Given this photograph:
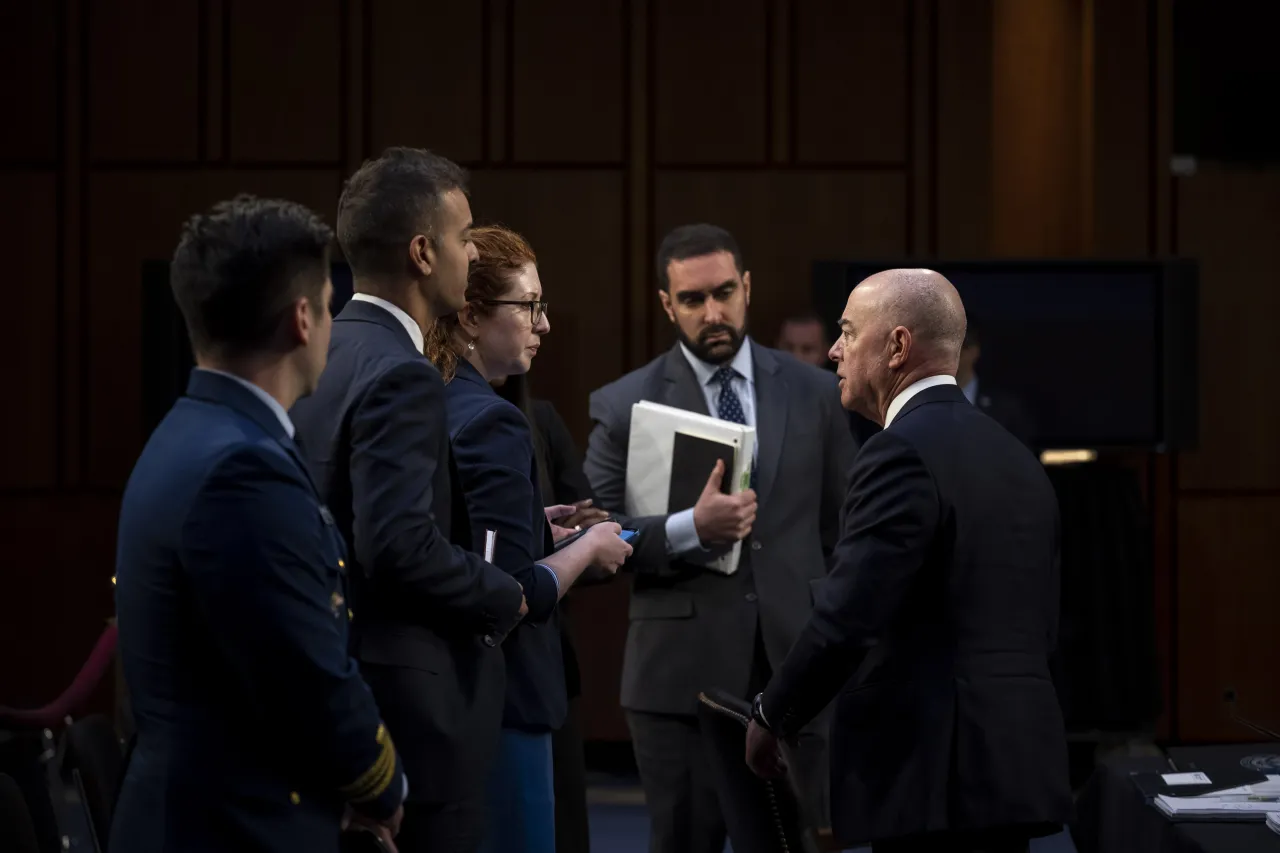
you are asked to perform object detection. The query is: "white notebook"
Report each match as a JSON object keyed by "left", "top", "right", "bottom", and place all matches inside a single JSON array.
[
  {"left": 625, "top": 401, "right": 755, "bottom": 575},
  {"left": 1155, "top": 794, "right": 1280, "bottom": 821}
]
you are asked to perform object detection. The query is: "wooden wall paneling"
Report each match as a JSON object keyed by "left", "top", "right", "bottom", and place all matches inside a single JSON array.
[
  {"left": 1090, "top": 0, "right": 1151, "bottom": 256},
  {"left": 1175, "top": 171, "right": 1280, "bottom": 491},
  {"left": 793, "top": 0, "right": 909, "bottom": 165},
  {"left": 88, "top": 0, "right": 200, "bottom": 163},
  {"left": 652, "top": 0, "right": 768, "bottom": 164},
  {"left": 510, "top": 0, "right": 625, "bottom": 163},
  {"left": 84, "top": 170, "right": 341, "bottom": 487},
  {"left": 990, "top": 0, "right": 1087, "bottom": 256},
  {"left": 0, "top": 0, "right": 58, "bottom": 164},
  {"left": 367, "top": 0, "right": 484, "bottom": 164},
  {"left": 652, "top": 170, "right": 908, "bottom": 351},
  {"left": 0, "top": 174, "right": 60, "bottom": 488},
  {"left": 934, "top": 0, "right": 993, "bottom": 257},
  {"left": 626, "top": 0, "right": 652, "bottom": 373},
  {"left": 205, "top": 0, "right": 226, "bottom": 161},
  {"left": 342, "top": 0, "right": 365, "bottom": 175},
  {"left": 768, "top": 0, "right": 789, "bottom": 163},
  {"left": 62, "top": 0, "right": 86, "bottom": 484},
  {"left": 0, "top": 493, "right": 120, "bottom": 708},
  {"left": 908, "top": 0, "right": 935, "bottom": 255},
  {"left": 227, "top": 0, "right": 342, "bottom": 163},
  {"left": 1176, "top": 496, "right": 1280, "bottom": 740}
]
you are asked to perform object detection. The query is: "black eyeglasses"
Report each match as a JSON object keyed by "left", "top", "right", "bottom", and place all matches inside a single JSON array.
[{"left": 480, "top": 299, "right": 548, "bottom": 325}]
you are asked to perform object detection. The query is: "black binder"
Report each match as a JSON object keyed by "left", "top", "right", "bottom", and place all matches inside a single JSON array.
[{"left": 668, "top": 432, "right": 735, "bottom": 512}]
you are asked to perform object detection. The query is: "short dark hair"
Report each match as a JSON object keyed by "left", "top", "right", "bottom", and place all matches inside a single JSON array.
[
  {"left": 781, "top": 312, "right": 824, "bottom": 327},
  {"left": 170, "top": 194, "right": 331, "bottom": 359},
  {"left": 337, "top": 147, "right": 469, "bottom": 279},
  {"left": 654, "top": 223, "right": 744, "bottom": 290}
]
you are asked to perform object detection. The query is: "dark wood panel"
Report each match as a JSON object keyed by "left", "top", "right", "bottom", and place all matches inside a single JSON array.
[
  {"left": 653, "top": 0, "right": 768, "bottom": 164},
  {"left": 793, "top": 0, "right": 908, "bottom": 164},
  {"left": 1176, "top": 171, "right": 1280, "bottom": 491},
  {"left": 89, "top": 0, "right": 200, "bottom": 162},
  {"left": 934, "top": 0, "right": 993, "bottom": 256},
  {"left": 0, "top": 0, "right": 58, "bottom": 163},
  {"left": 367, "top": 0, "right": 484, "bottom": 163},
  {"left": 1091, "top": 0, "right": 1151, "bottom": 255},
  {"left": 652, "top": 170, "right": 907, "bottom": 350},
  {"left": 1176, "top": 496, "right": 1280, "bottom": 741},
  {"left": 0, "top": 493, "right": 119, "bottom": 709},
  {"left": 85, "top": 170, "right": 340, "bottom": 487},
  {"left": 0, "top": 173, "right": 58, "bottom": 488},
  {"left": 511, "top": 0, "right": 625, "bottom": 163},
  {"left": 467, "top": 170, "right": 626, "bottom": 446},
  {"left": 228, "top": 0, "right": 341, "bottom": 162}
]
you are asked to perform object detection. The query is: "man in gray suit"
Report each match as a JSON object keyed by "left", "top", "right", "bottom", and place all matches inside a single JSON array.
[{"left": 584, "top": 223, "right": 856, "bottom": 853}]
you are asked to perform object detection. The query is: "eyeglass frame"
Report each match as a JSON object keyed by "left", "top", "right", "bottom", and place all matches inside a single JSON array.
[{"left": 477, "top": 299, "right": 549, "bottom": 325}]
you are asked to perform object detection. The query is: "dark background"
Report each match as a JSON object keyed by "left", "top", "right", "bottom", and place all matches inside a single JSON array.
[{"left": 1, "top": 0, "right": 1277, "bottom": 748}]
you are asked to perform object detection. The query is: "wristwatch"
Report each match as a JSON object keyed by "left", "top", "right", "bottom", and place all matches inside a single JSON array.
[{"left": 750, "top": 692, "right": 773, "bottom": 732}]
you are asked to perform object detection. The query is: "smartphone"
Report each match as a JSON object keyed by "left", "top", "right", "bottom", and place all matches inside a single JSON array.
[{"left": 619, "top": 528, "right": 640, "bottom": 544}]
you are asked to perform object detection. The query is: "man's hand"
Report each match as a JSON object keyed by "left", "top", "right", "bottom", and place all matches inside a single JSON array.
[
  {"left": 342, "top": 803, "right": 404, "bottom": 852},
  {"left": 745, "top": 719, "right": 786, "bottom": 779},
  {"left": 544, "top": 504, "right": 580, "bottom": 542},
  {"left": 518, "top": 593, "right": 529, "bottom": 619},
  {"left": 560, "top": 498, "right": 610, "bottom": 531},
  {"left": 582, "top": 521, "right": 632, "bottom": 575},
  {"left": 692, "top": 460, "right": 757, "bottom": 545}
]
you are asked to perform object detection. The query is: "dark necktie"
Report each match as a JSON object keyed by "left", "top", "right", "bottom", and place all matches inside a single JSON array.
[{"left": 711, "top": 365, "right": 757, "bottom": 490}]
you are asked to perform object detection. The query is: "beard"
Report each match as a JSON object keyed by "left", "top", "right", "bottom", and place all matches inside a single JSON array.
[{"left": 677, "top": 322, "right": 746, "bottom": 365}]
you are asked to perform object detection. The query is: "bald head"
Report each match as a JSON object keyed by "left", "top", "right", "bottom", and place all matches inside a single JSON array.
[
  {"left": 853, "top": 268, "right": 966, "bottom": 361},
  {"left": 831, "top": 268, "right": 968, "bottom": 422}
]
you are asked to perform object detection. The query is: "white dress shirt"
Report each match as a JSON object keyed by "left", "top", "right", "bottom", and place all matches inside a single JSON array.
[
  {"left": 350, "top": 293, "right": 425, "bottom": 354},
  {"left": 665, "top": 341, "right": 758, "bottom": 556},
  {"left": 884, "top": 374, "right": 958, "bottom": 428},
  {"left": 197, "top": 368, "right": 295, "bottom": 439}
]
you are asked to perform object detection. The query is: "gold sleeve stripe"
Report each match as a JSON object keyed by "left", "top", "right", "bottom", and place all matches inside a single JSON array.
[{"left": 340, "top": 723, "right": 398, "bottom": 803}]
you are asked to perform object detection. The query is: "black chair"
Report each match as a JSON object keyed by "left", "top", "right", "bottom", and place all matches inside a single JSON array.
[
  {"left": 0, "top": 772, "right": 42, "bottom": 853},
  {"left": 696, "top": 688, "right": 824, "bottom": 853},
  {"left": 60, "top": 715, "right": 124, "bottom": 852}
]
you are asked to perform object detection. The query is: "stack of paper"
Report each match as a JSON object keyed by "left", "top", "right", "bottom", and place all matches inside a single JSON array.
[
  {"left": 1155, "top": 794, "right": 1280, "bottom": 821},
  {"left": 1268, "top": 811, "right": 1280, "bottom": 835}
]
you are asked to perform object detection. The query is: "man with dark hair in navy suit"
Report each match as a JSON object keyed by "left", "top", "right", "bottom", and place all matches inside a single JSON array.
[{"left": 112, "top": 195, "right": 406, "bottom": 853}]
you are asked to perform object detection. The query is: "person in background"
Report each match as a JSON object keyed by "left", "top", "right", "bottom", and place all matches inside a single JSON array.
[
  {"left": 585, "top": 223, "right": 856, "bottom": 853},
  {"left": 957, "top": 319, "right": 1035, "bottom": 447},
  {"left": 775, "top": 312, "right": 831, "bottom": 369},
  {"left": 290, "top": 150, "right": 624, "bottom": 853},
  {"left": 112, "top": 196, "right": 405, "bottom": 853},
  {"left": 746, "top": 269, "right": 1070, "bottom": 853},
  {"left": 426, "top": 225, "right": 632, "bottom": 853}
]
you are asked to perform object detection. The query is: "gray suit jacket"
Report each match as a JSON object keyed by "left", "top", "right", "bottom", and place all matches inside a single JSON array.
[{"left": 584, "top": 340, "right": 856, "bottom": 715}]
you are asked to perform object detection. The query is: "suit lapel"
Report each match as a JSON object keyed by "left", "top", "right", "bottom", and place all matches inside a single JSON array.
[
  {"left": 751, "top": 342, "right": 787, "bottom": 508},
  {"left": 659, "top": 346, "right": 711, "bottom": 417}
]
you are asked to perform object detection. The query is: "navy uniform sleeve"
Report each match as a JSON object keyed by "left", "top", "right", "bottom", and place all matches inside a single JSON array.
[
  {"left": 349, "top": 360, "right": 525, "bottom": 633},
  {"left": 451, "top": 402, "right": 557, "bottom": 623},
  {"left": 762, "top": 431, "right": 940, "bottom": 737},
  {"left": 181, "top": 447, "right": 405, "bottom": 820}
]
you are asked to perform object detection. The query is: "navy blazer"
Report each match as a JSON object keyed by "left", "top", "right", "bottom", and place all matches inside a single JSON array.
[
  {"left": 291, "top": 299, "right": 526, "bottom": 805},
  {"left": 762, "top": 384, "right": 1070, "bottom": 846},
  {"left": 446, "top": 361, "right": 566, "bottom": 732},
  {"left": 111, "top": 369, "right": 403, "bottom": 853}
]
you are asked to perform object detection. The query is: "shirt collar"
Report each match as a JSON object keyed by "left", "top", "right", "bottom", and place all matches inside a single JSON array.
[
  {"left": 350, "top": 293, "right": 425, "bottom": 354},
  {"left": 884, "top": 374, "right": 958, "bottom": 428},
  {"left": 196, "top": 368, "right": 295, "bottom": 438},
  {"left": 679, "top": 337, "right": 755, "bottom": 387}
]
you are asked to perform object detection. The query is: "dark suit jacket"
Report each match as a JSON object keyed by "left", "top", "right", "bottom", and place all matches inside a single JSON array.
[
  {"left": 112, "top": 370, "right": 403, "bottom": 853},
  {"left": 290, "top": 300, "right": 524, "bottom": 805},
  {"left": 446, "top": 361, "right": 566, "bottom": 732},
  {"left": 761, "top": 384, "right": 1072, "bottom": 846},
  {"left": 584, "top": 340, "right": 856, "bottom": 715}
]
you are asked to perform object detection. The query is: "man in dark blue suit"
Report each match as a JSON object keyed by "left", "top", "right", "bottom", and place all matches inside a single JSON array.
[
  {"left": 291, "top": 149, "right": 616, "bottom": 853},
  {"left": 746, "top": 270, "right": 1070, "bottom": 853},
  {"left": 112, "top": 195, "right": 406, "bottom": 853}
]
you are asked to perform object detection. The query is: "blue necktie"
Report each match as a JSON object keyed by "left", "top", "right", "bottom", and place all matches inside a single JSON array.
[{"left": 711, "top": 366, "right": 757, "bottom": 490}]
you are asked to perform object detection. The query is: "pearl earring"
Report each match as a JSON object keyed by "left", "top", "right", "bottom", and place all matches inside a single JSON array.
[{"left": 466, "top": 341, "right": 476, "bottom": 352}]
